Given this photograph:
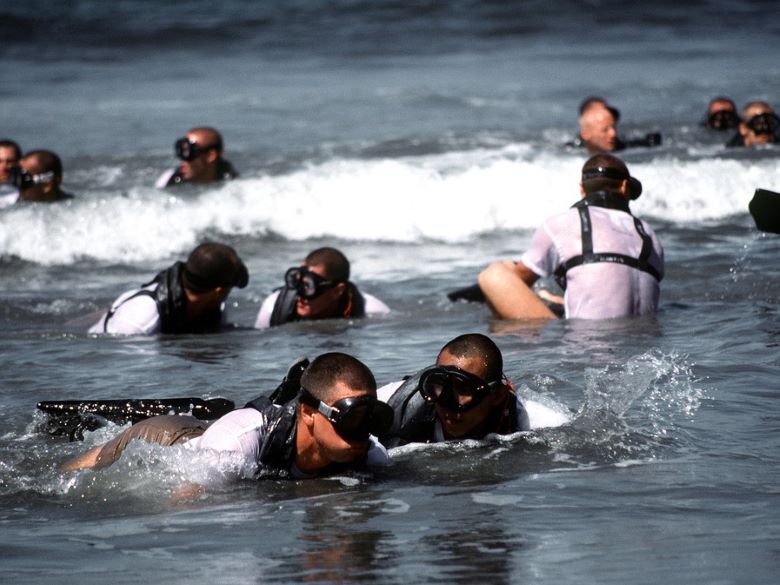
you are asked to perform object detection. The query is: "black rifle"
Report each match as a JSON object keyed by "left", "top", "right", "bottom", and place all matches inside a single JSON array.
[
  {"left": 37, "top": 397, "right": 235, "bottom": 441},
  {"left": 749, "top": 188, "right": 780, "bottom": 234}
]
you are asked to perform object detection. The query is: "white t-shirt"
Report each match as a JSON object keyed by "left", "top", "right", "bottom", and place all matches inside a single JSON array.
[
  {"left": 189, "top": 407, "right": 390, "bottom": 478},
  {"left": 89, "top": 284, "right": 161, "bottom": 335},
  {"left": 155, "top": 168, "right": 177, "bottom": 189},
  {"left": 0, "top": 184, "right": 18, "bottom": 208},
  {"left": 254, "top": 289, "right": 391, "bottom": 329},
  {"left": 521, "top": 205, "right": 664, "bottom": 319},
  {"left": 89, "top": 283, "right": 227, "bottom": 335}
]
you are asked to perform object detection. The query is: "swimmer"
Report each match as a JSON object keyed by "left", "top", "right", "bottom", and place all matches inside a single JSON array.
[
  {"left": 377, "top": 333, "right": 531, "bottom": 447},
  {"left": 0, "top": 139, "right": 22, "bottom": 184},
  {"left": 579, "top": 101, "right": 620, "bottom": 153},
  {"left": 12, "top": 150, "right": 74, "bottom": 203},
  {"left": 479, "top": 154, "right": 664, "bottom": 320},
  {"left": 726, "top": 101, "right": 780, "bottom": 147},
  {"left": 569, "top": 97, "right": 661, "bottom": 153},
  {"left": 0, "top": 139, "right": 22, "bottom": 207},
  {"left": 61, "top": 352, "right": 392, "bottom": 481},
  {"left": 703, "top": 96, "right": 739, "bottom": 131},
  {"left": 155, "top": 126, "right": 238, "bottom": 188},
  {"left": 89, "top": 242, "right": 249, "bottom": 335},
  {"left": 254, "top": 246, "right": 390, "bottom": 329}
]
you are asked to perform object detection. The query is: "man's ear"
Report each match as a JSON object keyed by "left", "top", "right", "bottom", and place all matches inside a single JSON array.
[
  {"left": 300, "top": 404, "right": 316, "bottom": 430},
  {"left": 579, "top": 182, "right": 587, "bottom": 198},
  {"left": 739, "top": 123, "right": 749, "bottom": 137},
  {"left": 206, "top": 149, "right": 219, "bottom": 163},
  {"left": 212, "top": 286, "right": 231, "bottom": 302},
  {"left": 335, "top": 282, "right": 347, "bottom": 296}
]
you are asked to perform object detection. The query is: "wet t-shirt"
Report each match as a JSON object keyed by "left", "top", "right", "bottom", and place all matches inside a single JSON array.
[{"left": 521, "top": 205, "right": 664, "bottom": 319}]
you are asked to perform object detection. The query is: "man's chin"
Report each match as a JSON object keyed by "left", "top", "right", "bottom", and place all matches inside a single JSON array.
[{"left": 440, "top": 417, "right": 470, "bottom": 439}]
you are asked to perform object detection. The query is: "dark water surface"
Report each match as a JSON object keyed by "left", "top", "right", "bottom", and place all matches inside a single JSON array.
[{"left": 1, "top": 1, "right": 779, "bottom": 583}]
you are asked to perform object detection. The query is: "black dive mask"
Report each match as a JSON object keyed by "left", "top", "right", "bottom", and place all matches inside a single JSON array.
[
  {"left": 10, "top": 166, "right": 55, "bottom": 190},
  {"left": 175, "top": 137, "right": 219, "bottom": 162},
  {"left": 419, "top": 366, "right": 501, "bottom": 413},
  {"left": 707, "top": 109, "right": 740, "bottom": 130},
  {"left": 745, "top": 113, "right": 780, "bottom": 138},
  {"left": 299, "top": 388, "right": 394, "bottom": 441},
  {"left": 285, "top": 266, "right": 339, "bottom": 300}
]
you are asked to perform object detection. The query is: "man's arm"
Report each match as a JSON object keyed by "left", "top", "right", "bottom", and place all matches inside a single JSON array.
[{"left": 478, "top": 261, "right": 556, "bottom": 320}]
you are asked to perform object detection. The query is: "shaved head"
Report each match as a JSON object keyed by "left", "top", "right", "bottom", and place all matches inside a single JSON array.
[
  {"left": 580, "top": 105, "right": 618, "bottom": 153},
  {"left": 186, "top": 127, "right": 223, "bottom": 153}
]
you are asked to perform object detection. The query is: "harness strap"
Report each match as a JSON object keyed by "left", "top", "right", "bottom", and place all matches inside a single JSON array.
[
  {"left": 103, "top": 289, "right": 156, "bottom": 333},
  {"left": 554, "top": 200, "right": 661, "bottom": 289}
]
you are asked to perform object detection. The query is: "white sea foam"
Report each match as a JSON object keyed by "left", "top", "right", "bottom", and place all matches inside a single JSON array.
[{"left": 0, "top": 148, "right": 775, "bottom": 265}]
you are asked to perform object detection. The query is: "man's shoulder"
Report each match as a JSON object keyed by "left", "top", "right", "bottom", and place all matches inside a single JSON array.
[
  {"left": 362, "top": 291, "right": 390, "bottom": 315},
  {"left": 155, "top": 168, "right": 180, "bottom": 189},
  {"left": 112, "top": 283, "right": 158, "bottom": 306},
  {"left": 541, "top": 205, "right": 581, "bottom": 230},
  {"left": 90, "top": 284, "right": 160, "bottom": 335},
  {"left": 217, "top": 158, "right": 239, "bottom": 180},
  {"left": 0, "top": 189, "right": 17, "bottom": 208},
  {"left": 377, "top": 380, "right": 403, "bottom": 402},
  {"left": 255, "top": 289, "right": 282, "bottom": 329},
  {"left": 215, "top": 407, "right": 266, "bottom": 427}
]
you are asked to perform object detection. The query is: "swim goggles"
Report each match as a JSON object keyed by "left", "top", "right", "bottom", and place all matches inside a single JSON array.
[
  {"left": 174, "top": 137, "right": 220, "bottom": 162},
  {"left": 298, "top": 387, "right": 394, "bottom": 441},
  {"left": 418, "top": 366, "right": 501, "bottom": 413},
  {"left": 9, "top": 166, "right": 55, "bottom": 190},
  {"left": 285, "top": 266, "right": 340, "bottom": 300},
  {"left": 745, "top": 113, "right": 780, "bottom": 137},
  {"left": 707, "top": 109, "right": 739, "bottom": 130}
]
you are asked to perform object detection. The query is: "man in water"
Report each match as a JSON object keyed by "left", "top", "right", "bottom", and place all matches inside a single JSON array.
[
  {"left": 254, "top": 246, "right": 390, "bottom": 329},
  {"left": 726, "top": 101, "right": 779, "bottom": 147},
  {"left": 0, "top": 139, "right": 22, "bottom": 207},
  {"left": 89, "top": 242, "right": 249, "bottom": 335},
  {"left": 377, "top": 333, "right": 531, "bottom": 448},
  {"left": 155, "top": 126, "right": 238, "bottom": 188},
  {"left": 570, "top": 97, "right": 661, "bottom": 153},
  {"left": 478, "top": 154, "right": 664, "bottom": 320},
  {"left": 12, "top": 150, "right": 74, "bottom": 203},
  {"left": 0, "top": 139, "right": 21, "bottom": 184},
  {"left": 703, "top": 96, "right": 739, "bottom": 131},
  {"left": 60, "top": 352, "right": 392, "bottom": 480},
  {"left": 578, "top": 100, "right": 619, "bottom": 153}
]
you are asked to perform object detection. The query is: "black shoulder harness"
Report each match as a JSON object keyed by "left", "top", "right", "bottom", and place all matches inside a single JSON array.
[
  {"left": 554, "top": 192, "right": 662, "bottom": 290},
  {"left": 246, "top": 396, "right": 299, "bottom": 476},
  {"left": 378, "top": 366, "right": 438, "bottom": 448},
  {"left": 103, "top": 262, "right": 221, "bottom": 334},
  {"left": 269, "top": 285, "right": 299, "bottom": 327}
]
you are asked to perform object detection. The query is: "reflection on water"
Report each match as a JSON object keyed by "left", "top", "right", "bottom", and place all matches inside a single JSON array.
[
  {"left": 422, "top": 520, "right": 516, "bottom": 585},
  {"left": 264, "top": 489, "right": 390, "bottom": 583}
]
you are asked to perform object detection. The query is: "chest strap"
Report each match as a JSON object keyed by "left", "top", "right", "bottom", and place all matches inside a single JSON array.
[{"left": 554, "top": 197, "right": 662, "bottom": 289}]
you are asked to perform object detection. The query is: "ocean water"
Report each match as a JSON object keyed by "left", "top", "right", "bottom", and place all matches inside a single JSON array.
[{"left": 1, "top": 1, "right": 779, "bottom": 583}]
